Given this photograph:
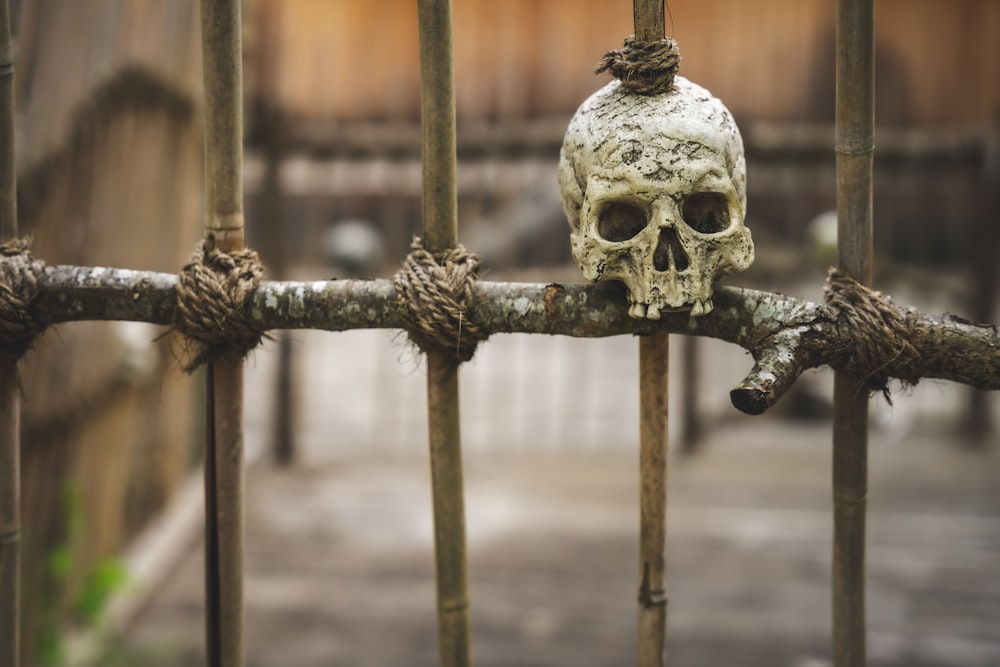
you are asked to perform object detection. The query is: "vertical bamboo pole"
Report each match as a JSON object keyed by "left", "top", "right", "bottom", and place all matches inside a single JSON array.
[
  {"left": 638, "top": 335, "right": 668, "bottom": 667},
  {"left": 833, "top": 1, "right": 874, "bottom": 665},
  {"left": 201, "top": 1, "right": 246, "bottom": 666},
  {"left": 634, "top": 4, "right": 669, "bottom": 666},
  {"left": 0, "top": 2, "right": 18, "bottom": 665},
  {"left": 416, "top": 2, "right": 470, "bottom": 666}
]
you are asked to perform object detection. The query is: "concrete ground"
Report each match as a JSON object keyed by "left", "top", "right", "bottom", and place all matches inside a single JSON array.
[{"left": 103, "top": 319, "right": 1000, "bottom": 666}]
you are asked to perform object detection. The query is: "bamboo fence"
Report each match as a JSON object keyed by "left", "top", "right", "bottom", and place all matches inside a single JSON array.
[
  {"left": 2, "top": 0, "right": 1000, "bottom": 666},
  {"left": 415, "top": 1, "right": 472, "bottom": 665},
  {"left": 200, "top": 1, "right": 246, "bottom": 666},
  {"left": 832, "top": 0, "right": 875, "bottom": 665}
]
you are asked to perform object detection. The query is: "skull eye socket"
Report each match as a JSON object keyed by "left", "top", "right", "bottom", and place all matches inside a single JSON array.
[
  {"left": 597, "top": 201, "right": 647, "bottom": 242},
  {"left": 682, "top": 192, "right": 731, "bottom": 234}
]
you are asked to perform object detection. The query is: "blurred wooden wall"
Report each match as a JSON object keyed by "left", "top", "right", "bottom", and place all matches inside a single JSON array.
[
  {"left": 14, "top": 1, "right": 203, "bottom": 663},
  {"left": 248, "top": 0, "right": 1000, "bottom": 127}
]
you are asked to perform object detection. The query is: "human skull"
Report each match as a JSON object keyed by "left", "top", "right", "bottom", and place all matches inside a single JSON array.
[{"left": 559, "top": 76, "right": 753, "bottom": 319}]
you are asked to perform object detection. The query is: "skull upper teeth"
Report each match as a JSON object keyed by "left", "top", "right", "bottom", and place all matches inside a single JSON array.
[{"left": 690, "top": 298, "right": 714, "bottom": 317}]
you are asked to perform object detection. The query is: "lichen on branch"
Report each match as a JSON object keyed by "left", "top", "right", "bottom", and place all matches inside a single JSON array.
[{"left": 19, "top": 264, "right": 1000, "bottom": 415}]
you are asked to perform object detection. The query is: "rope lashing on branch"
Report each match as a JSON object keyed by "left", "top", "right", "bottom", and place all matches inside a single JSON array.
[
  {"left": 824, "top": 268, "right": 922, "bottom": 399},
  {"left": 0, "top": 238, "right": 47, "bottom": 358},
  {"left": 596, "top": 36, "right": 681, "bottom": 96},
  {"left": 393, "top": 238, "right": 488, "bottom": 364},
  {"left": 174, "top": 240, "right": 266, "bottom": 371}
]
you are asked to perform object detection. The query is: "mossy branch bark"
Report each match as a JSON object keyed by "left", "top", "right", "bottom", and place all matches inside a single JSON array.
[{"left": 22, "top": 266, "right": 1000, "bottom": 415}]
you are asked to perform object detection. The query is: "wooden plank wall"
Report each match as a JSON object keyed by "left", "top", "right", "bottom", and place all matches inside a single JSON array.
[
  {"left": 14, "top": 2, "right": 205, "bottom": 663},
  {"left": 249, "top": 0, "right": 1000, "bottom": 127}
]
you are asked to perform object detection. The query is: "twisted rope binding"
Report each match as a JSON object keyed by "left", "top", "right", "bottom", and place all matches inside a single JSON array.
[
  {"left": 824, "top": 268, "right": 921, "bottom": 399},
  {"left": 393, "top": 238, "right": 488, "bottom": 364},
  {"left": 174, "top": 240, "right": 266, "bottom": 371},
  {"left": 0, "top": 238, "right": 47, "bottom": 358},
  {"left": 596, "top": 36, "right": 681, "bottom": 96}
]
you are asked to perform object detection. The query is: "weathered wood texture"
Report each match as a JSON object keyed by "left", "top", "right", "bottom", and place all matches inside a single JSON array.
[
  {"left": 13, "top": 2, "right": 203, "bottom": 664},
  {"left": 246, "top": 0, "right": 1000, "bottom": 126}
]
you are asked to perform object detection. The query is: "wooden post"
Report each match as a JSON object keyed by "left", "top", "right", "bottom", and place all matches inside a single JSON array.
[
  {"left": 200, "top": 1, "right": 246, "bottom": 665},
  {"left": 833, "top": 1, "right": 874, "bottom": 665},
  {"left": 416, "top": 2, "right": 471, "bottom": 665},
  {"left": 0, "top": 1, "right": 19, "bottom": 663},
  {"left": 633, "top": 4, "right": 670, "bottom": 667}
]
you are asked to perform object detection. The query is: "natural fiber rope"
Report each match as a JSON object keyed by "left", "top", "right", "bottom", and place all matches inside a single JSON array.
[
  {"left": 824, "top": 268, "right": 921, "bottom": 398},
  {"left": 0, "top": 238, "right": 47, "bottom": 358},
  {"left": 596, "top": 36, "right": 681, "bottom": 96},
  {"left": 174, "top": 240, "right": 266, "bottom": 371},
  {"left": 393, "top": 238, "right": 488, "bottom": 364}
]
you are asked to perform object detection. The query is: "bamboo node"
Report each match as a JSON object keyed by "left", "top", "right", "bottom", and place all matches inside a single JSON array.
[
  {"left": 824, "top": 268, "right": 922, "bottom": 400},
  {"left": 0, "top": 237, "right": 47, "bottom": 358},
  {"left": 174, "top": 239, "right": 266, "bottom": 371},
  {"left": 0, "top": 527, "right": 20, "bottom": 545},
  {"left": 596, "top": 36, "right": 681, "bottom": 96},
  {"left": 638, "top": 561, "right": 668, "bottom": 608},
  {"left": 638, "top": 587, "right": 668, "bottom": 608},
  {"left": 393, "top": 237, "right": 488, "bottom": 364}
]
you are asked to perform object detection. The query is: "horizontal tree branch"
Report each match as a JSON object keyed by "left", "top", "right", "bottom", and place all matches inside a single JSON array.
[{"left": 28, "top": 264, "right": 1000, "bottom": 415}]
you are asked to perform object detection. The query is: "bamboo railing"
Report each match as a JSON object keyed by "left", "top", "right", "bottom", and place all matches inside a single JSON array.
[
  {"left": 832, "top": 1, "right": 875, "bottom": 665},
  {"left": 3, "top": 0, "right": 999, "bottom": 666},
  {"left": 200, "top": 1, "right": 246, "bottom": 666},
  {"left": 415, "top": 1, "right": 473, "bottom": 665}
]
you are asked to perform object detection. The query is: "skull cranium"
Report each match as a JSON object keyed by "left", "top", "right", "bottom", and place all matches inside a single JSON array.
[{"left": 559, "top": 76, "right": 753, "bottom": 319}]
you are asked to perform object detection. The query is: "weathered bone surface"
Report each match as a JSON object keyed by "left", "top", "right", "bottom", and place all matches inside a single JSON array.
[{"left": 559, "top": 76, "right": 753, "bottom": 319}]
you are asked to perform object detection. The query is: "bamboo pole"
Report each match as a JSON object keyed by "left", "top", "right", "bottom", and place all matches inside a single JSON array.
[
  {"left": 0, "top": 1, "right": 19, "bottom": 665},
  {"left": 638, "top": 336, "right": 668, "bottom": 666},
  {"left": 633, "top": 3, "right": 669, "bottom": 665},
  {"left": 833, "top": 1, "right": 874, "bottom": 665},
  {"left": 200, "top": 1, "right": 246, "bottom": 666},
  {"left": 416, "top": 2, "right": 471, "bottom": 665}
]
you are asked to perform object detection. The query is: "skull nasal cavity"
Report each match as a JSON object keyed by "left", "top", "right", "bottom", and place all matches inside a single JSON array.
[{"left": 654, "top": 228, "right": 689, "bottom": 272}]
